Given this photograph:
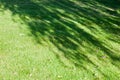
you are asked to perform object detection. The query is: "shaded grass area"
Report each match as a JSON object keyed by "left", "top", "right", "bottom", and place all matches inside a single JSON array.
[{"left": 0, "top": 0, "right": 120, "bottom": 79}]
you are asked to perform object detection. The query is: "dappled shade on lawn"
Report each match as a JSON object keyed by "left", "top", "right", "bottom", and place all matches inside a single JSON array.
[{"left": 0, "top": 0, "right": 120, "bottom": 75}]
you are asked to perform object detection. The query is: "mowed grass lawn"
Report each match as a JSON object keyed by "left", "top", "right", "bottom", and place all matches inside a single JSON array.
[{"left": 0, "top": 0, "right": 120, "bottom": 80}]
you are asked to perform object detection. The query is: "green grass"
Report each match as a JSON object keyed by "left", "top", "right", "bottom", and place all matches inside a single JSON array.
[{"left": 0, "top": 0, "right": 120, "bottom": 80}]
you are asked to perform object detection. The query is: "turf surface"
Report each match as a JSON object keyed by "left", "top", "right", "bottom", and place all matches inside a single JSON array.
[{"left": 0, "top": 0, "right": 120, "bottom": 80}]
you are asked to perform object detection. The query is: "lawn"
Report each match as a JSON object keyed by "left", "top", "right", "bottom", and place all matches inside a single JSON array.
[{"left": 0, "top": 0, "right": 120, "bottom": 80}]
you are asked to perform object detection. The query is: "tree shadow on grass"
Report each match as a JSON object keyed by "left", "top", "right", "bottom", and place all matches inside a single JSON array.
[{"left": 0, "top": 0, "right": 120, "bottom": 78}]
